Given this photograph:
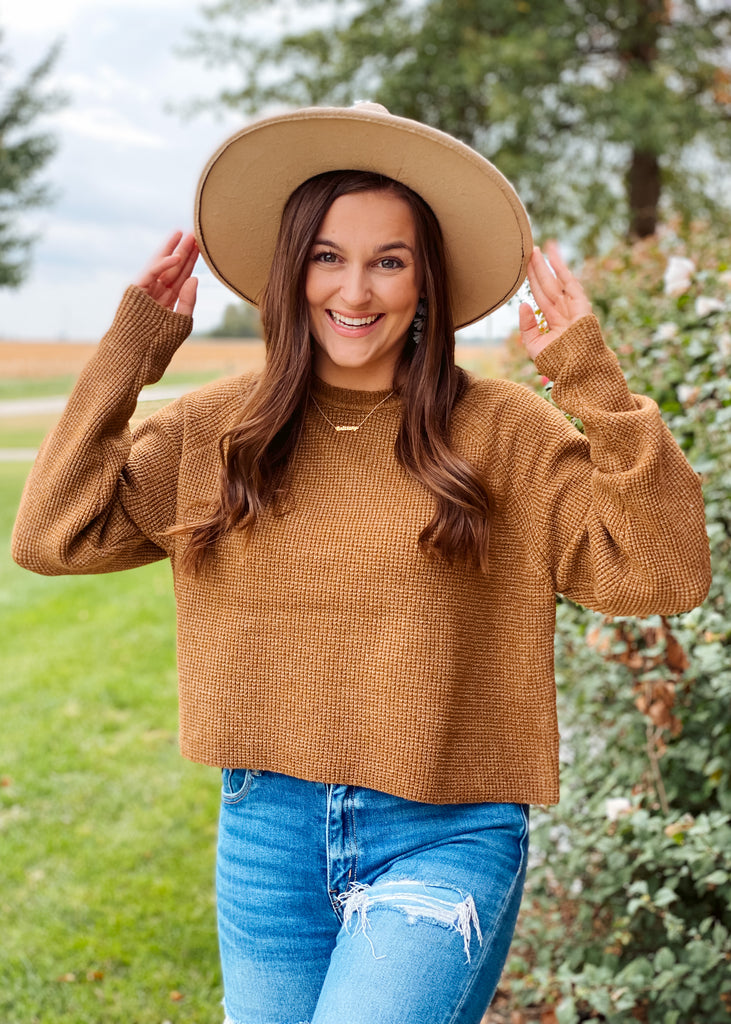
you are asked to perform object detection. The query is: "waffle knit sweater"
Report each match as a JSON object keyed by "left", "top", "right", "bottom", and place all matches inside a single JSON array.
[{"left": 12, "top": 287, "right": 711, "bottom": 805}]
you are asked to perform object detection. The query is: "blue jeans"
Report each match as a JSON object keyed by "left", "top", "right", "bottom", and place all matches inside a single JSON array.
[{"left": 216, "top": 770, "right": 529, "bottom": 1024}]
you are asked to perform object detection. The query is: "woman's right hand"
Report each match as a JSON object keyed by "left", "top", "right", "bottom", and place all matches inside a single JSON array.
[{"left": 137, "top": 231, "right": 199, "bottom": 317}]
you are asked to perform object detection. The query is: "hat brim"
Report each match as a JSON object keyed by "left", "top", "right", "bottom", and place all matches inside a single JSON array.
[{"left": 194, "top": 106, "right": 532, "bottom": 330}]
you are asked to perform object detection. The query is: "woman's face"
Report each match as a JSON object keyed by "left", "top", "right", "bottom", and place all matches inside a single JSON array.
[{"left": 305, "top": 190, "right": 422, "bottom": 390}]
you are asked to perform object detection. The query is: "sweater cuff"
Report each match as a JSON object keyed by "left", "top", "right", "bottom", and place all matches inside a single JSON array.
[
  {"left": 533, "top": 313, "right": 637, "bottom": 417},
  {"left": 98, "top": 285, "right": 194, "bottom": 387}
]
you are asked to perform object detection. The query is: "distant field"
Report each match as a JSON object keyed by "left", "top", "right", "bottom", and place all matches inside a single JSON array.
[
  {"left": 0, "top": 338, "right": 267, "bottom": 382},
  {"left": 0, "top": 337, "right": 505, "bottom": 452},
  {"left": 0, "top": 336, "right": 502, "bottom": 381},
  {"left": 0, "top": 340, "right": 268, "bottom": 449}
]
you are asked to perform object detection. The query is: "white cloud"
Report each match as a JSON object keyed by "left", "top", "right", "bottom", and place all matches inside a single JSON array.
[
  {"left": 55, "top": 66, "right": 152, "bottom": 104},
  {"left": 54, "top": 106, "right": 164, "bottom": 147},
  {"left": 1, "top": 0, "right": 187, "bottom": 34},
  {"left": 1, "top": 0, "right": 79, "bottom": 33}
]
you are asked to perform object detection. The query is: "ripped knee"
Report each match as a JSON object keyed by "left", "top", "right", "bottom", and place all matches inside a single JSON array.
[{"left": 337, "top": 879, "right": 483, "bottom": 962}]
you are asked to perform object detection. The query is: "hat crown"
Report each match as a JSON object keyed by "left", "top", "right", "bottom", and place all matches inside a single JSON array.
[{"left": 351, "top": 101, "right": 390, "bottom": 116}]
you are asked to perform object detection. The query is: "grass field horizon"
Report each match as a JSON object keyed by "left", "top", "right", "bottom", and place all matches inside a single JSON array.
[{"left": 0, "top": 336, "right": 504, "bottom": 455}]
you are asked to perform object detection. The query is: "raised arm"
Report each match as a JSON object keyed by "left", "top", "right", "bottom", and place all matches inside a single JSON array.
[
  {"left": 502, "top": 244, "right": 710, "bottom": 617},
  {"left": 12, "top": 234, "right": 199, "bottom": 576}
]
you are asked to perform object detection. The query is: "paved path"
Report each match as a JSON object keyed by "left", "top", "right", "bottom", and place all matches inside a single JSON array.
[
  {"left": 0, "top": 383, "right": 193, "bottom": 419},
  {"left": 1, "top": 396, "right": 69, "bottom": 417},
  {"left": 1, "top": 448, "right": 37, "bottom": 461}
]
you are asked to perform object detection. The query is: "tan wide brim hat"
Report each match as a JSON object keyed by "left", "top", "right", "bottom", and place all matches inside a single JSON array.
[{"left": 194, "top": 104, "right": 532, "bottom": 330}]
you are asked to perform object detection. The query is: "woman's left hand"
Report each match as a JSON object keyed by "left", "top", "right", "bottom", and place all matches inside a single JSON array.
[{"left": 518, "top": 242, "right": 593, "bottom": 361}]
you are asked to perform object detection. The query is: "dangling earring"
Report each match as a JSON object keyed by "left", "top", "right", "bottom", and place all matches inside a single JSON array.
[{"left": 410, "top": 297, "right": 427, "bottom": 345}]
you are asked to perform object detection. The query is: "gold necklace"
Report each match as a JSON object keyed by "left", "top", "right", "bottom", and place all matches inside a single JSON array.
[{"left": 310, "top": 391, "right": 395, "bottom": 432}]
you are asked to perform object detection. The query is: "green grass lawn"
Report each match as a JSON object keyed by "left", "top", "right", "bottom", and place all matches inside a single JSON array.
[
  {"left": 0, "top": 374, "right": 82, "bottom": 401},
  {"left": 0, "top": 415, "right": 60, "bottom": 449},
  {"left": 1, "top": 462, "right": 223, "bottom": 1023},
  {"left": 0, "top": 371, "right": 227, "bottom": 403}
]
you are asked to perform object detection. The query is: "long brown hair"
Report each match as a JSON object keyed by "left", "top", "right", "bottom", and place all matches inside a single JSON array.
[{"left": 178, "top": 170, "right": 491, "bottom": 571}]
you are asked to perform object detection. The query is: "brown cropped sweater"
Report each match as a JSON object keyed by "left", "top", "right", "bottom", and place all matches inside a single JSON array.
[{"left": 12, "top": 287, "right": 711, "bottom": 805}]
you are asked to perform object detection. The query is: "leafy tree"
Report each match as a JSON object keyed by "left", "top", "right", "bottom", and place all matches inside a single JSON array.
[
  {"left": 207, "top": 300, "right": 262, "bottom": 338},
  {"left": 184, "top": 0, "right": 731, "bottom": 250},
  {"left": 0, "top": 32, "right": 64, "bottom": 288}
]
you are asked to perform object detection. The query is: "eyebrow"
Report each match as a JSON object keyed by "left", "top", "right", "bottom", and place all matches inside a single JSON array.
[{"left": 313, "top": 237, "right": 415, "bottom": 256}]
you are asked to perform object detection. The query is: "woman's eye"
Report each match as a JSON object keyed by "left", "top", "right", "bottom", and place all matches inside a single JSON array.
[
  {"left": 312, "top": 250, "right": 339, "bottom": 264},
  {"left": 378, "top": 257, "right": 404, "bottom": 270}
]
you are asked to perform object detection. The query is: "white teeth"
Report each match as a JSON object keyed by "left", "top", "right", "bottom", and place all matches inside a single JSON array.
[{"left": 329, "top": 310, "right": 380, "bottom": 327}]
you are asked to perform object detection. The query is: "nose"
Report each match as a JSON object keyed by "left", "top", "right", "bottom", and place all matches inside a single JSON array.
[{"left": 338, "top": 264, "right": 371, "bottom": 307}]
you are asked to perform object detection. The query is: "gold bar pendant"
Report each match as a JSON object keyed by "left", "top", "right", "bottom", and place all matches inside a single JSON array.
[{"left": 335, "top": 425, "right": 358, "bottom": 432}]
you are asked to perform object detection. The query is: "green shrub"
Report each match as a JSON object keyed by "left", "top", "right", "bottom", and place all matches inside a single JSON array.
[{"left": 504, "top": 225, "right": 731, "bottom": 1023}]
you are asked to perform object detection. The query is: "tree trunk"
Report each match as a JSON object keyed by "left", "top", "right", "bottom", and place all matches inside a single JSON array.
[
  {"left": 627, "top": 149, "right": 661, "bottom": 238},
  {"left": 622, "top": 0, "right": 667, "bottom": 240}
]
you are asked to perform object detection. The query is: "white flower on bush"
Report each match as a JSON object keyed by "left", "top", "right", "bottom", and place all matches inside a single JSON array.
[
  {"left": 719, "top": 332, "right": 731, "bottom": 358},
  {"left": 605, "top": 797, "right": 632, "bottom": 821},
  {"left": 655, "top": 322, "right": 679, "bottom": 341},
  {"left": 719, "top": 269, "right": 731, "bottom": 288},
  {"left": 677, "top": 384, "right": 697, "bottom": 405},
  {"left": 663, "top": 256, "right": 696, "bottom": 296},
  {"left": 695, "top": 296, "right": 724, "bottom": 318}
]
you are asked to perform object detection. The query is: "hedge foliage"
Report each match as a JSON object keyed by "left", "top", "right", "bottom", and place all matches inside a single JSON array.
[{"left": 504, "top": 224, "right": 731, "bottom": 1023}]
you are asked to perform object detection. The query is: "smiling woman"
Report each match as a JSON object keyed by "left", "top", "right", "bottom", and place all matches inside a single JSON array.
[
  {"left": 306, "top": 188, "right": 422, "bottom": 389},
  {"left": 11, "top": 103, "right": 711, "bottom": 1024}
]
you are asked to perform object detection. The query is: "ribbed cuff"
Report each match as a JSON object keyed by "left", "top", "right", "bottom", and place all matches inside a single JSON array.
[
  {"left": 98, "top": 285, "right": 194, "bottom": 387},
  {"left": 533, "top": 314, "right": 636, "bottom": 416}
]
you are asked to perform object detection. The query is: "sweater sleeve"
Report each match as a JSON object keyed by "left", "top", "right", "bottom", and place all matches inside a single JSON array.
[
  {"left": 507, "top": 314, "right": 711, "bottom": 616},
  {"left": 11, "top": 286, "right": 193, "bottom": 576}
]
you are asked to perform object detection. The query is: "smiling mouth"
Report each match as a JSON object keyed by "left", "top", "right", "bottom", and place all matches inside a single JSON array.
[{"left": 327, "top": 310, "right": 384, "bottom": 328}]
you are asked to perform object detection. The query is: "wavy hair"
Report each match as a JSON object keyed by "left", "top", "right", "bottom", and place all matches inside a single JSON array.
[{"left": 177, "top": 170, "right": 491, "bottom": 572}]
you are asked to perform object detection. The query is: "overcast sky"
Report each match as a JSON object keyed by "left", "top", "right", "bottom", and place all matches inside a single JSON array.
[
  {"left": 0, "top": 0, "right": 511, "bottom": 341},
  {"left": 0, "top": 0, "right": 250, "bottom": 339}
]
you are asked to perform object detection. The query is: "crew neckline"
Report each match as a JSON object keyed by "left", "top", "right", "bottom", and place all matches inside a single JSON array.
[{"left": 310, "top": 376, "right": 399, "bottom": 412}]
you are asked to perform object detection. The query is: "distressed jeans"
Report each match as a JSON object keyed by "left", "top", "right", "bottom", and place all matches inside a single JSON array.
[{"left": 216, "top": 769, "right": 529, "bottom": 1024}]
